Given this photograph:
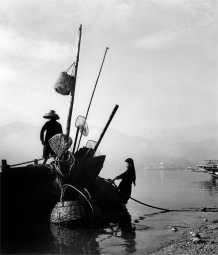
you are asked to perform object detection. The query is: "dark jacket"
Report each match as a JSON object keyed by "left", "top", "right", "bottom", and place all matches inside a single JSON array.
[
  {"left": 40, "top": 119, "right": 63, "bottom": 142},
  {"left": 116, "top": 164, "right": 136, "bottom": 204}
]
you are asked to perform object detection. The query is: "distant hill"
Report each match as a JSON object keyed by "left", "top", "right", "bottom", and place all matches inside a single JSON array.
[
  {"left": 1, "top": 121, "right": 218, "bottom": 169},
  {"left": 0, "top": 122, "right": 42, "bottom": 165}
]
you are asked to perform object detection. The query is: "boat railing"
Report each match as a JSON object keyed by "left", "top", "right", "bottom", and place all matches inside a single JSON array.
[{"left": 1, "top": 158, "right": 44, "bottom": 169}]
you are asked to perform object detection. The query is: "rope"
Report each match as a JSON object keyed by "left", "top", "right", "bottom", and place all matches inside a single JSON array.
[
  {"left": 51, "top": 151, "right": 75, "bottom": 177},
  {"left": 129, "top": 197, "right": 170, "bottom": 211},
  {"left": 104, "top": 179, "right": 218, "bottom": 213},
  {"left": 61, "top": 184, "right": 95, "bottom": 221},
  {"left": 64, "top": 62, "right": 75, "bottom": 75}
]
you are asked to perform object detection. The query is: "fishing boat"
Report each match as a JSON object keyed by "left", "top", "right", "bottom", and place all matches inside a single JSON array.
[
  {"left": 1, "top": 25, "right": 123, "bottom": 228},
  {"left": 204, "top": 160, "right": 218, "bottom": 178},
  {"left": 196, "top": 160, "right": 218, "bottom": 178}
]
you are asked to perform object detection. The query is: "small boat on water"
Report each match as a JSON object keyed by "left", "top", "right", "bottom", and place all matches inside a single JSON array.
[
  {"left": 196, "top": 160, "right": 218, "bottom": 178},
  {"left": 1, "top": 25, "right": 123, "bottom": 227}
]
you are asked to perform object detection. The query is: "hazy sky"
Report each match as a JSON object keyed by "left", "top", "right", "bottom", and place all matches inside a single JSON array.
[{"left": 0, "top": 0, "right": 218, "bottom": 139}]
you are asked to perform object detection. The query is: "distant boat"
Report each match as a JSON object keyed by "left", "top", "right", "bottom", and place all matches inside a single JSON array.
[{"left": 196, "top": 160, "right": 218, "bottom": 178}]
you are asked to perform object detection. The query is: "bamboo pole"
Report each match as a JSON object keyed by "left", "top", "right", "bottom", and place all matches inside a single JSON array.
[
  {"left": 93, "top": 104, "right": 119, "bottom": 155},
  {"left": 76, "top": 47, "right": 110, "bottom": 151},
  {"left": 65, "top": 25, "right": 82, "bottom": 137}
]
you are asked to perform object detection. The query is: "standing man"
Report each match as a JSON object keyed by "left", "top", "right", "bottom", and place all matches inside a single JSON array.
[
  {"left": 40, "top": 110, "right": 63, "bottom": 164},
  {"left": 111, "top": 158, "right": 136, "bottom": 205}
]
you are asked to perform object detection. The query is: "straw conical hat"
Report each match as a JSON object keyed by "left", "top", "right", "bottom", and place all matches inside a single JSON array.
[{"left": 43, "top": 110, "right": 60, "bottom": 120}]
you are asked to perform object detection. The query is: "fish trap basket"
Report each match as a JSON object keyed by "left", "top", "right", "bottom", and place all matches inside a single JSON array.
[
  {"left": 54, "top": 64, "right": 75, "bottom": 96},
  {"left": 49, "top": 134, "right": 72, "bottom": 155},
  {"left": 50, "top": 184, "right": 101, "bottom": 224}
]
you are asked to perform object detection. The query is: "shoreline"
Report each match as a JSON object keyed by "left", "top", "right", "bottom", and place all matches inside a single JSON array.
[{"left": 149, "top": 217, "right": 218, "bottom": 255}]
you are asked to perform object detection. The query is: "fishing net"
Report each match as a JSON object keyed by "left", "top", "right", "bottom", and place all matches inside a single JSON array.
[
  {"left": 86, "top": 140, "right": 97, "bottom": 149},
  {"left": 75, "top": 116, "right": 89, "bottom": 136},
  {"left": 49, "top": 134, "right": 74, "bottom": 179},
  {"left": 49, "top": 134, "right": 73, "bottom": 155},
  {"left": 51, "top": 151, "right": 76, "bottom": 180},
  {"left": 54, "top": 63, "right": 75, "bottom": 95}
]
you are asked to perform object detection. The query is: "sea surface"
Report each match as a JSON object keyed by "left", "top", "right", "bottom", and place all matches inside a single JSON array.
[{"left": 2, "top": 169, "right": 218, "bottom": 254}]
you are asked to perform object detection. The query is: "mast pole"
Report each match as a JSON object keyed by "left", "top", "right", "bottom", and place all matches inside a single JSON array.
[
  {"left": 76, "top": 47, "right": 109, "bottom": 151},
  {"left": 65, "top": 25, "right": 82, "bottom": 137}
]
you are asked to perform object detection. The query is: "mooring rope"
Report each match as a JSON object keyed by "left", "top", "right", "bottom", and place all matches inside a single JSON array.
[
  {"left": 129, "top": 197, "right": 170, "bottom": 211},
  {"left": 105, "top": 178, "right": 218, "bottom": 213}
]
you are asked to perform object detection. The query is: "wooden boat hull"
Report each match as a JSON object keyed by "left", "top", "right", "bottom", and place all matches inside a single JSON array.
[
  {"left": 1, "top": 155, "right": 106, "bottom": 225},
  {"left": 1, "top": 154, "right": 126, "bottom": 229},
  {"left": 89, "top": 177, "right": 122, "bottom": 210}
]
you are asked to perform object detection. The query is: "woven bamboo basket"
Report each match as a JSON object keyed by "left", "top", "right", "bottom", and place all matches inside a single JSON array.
[
  {"left": 50, "top": 200, "right": 101, "bottom": 223},
  {"left": 49, "top": 134, "right": 73, "bottom": 155},
  {"left": 54, "top": 72, "right": 75, "bottom": 95},
  {"left": 50, "top": 184, "right": 101, "bottom": 224}
]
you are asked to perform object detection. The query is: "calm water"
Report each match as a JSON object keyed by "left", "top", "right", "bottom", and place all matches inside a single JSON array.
[{"left": 2, "top": 169, "right": 218, "bottom": 254}]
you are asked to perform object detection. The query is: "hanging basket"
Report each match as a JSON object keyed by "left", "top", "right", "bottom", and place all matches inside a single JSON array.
[
  {"left": 54, "top": 72, "right": 75, "bottom": 95},
  {"left": 50, "top": 184, "right": 101, "bottom": 224}
]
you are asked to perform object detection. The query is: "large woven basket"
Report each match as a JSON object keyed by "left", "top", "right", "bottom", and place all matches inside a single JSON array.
[
  {"left": 50, "top": 200, "right": 101, "bottom": 223},
  {"left": 50, "top": 184, "right": 101, "bottom": 224}
]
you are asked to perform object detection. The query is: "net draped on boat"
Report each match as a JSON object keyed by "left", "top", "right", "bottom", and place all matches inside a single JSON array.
[{"left": 49, "top": 134, "right": 75, "bottom": 181}]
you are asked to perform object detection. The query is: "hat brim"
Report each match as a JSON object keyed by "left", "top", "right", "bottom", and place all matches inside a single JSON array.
[{"left": 43, "top": 115, "right": 59, "bottom": 120}]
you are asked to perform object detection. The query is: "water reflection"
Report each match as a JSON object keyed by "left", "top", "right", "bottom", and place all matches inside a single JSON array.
[
  {"left": 51, "top": 224, "right": 101, "bottom": 254},
  {"left": 197, "top": 177, "right": 218, "bottom": 195},
  {"left": 50, "top": 207, "right": 137, "bottom": 254}
]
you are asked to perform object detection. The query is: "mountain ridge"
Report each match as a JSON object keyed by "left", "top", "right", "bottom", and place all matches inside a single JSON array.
[{"left": 0, "top": 121, "right": 217, "bottom": 168}]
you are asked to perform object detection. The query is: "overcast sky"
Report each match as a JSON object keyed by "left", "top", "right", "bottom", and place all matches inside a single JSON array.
[{"left": 0, "top": 0, "right": 218, "bottom": 139}]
